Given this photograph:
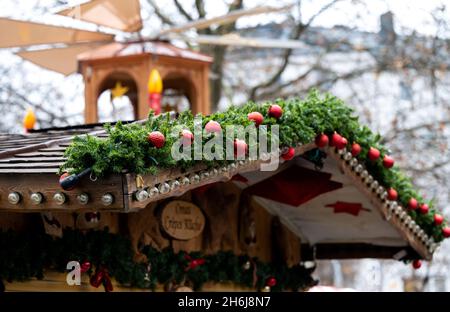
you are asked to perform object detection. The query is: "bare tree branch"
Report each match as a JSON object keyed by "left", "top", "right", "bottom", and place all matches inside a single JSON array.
[
  {"left": 147, "top": 0, "right": 175, "bottom": 26},
  {"left": 248, "top": 0, "right": 342, "bottom": 100},
  {"left": 174, "top": 0, "right": 193, "bottom": 21}
]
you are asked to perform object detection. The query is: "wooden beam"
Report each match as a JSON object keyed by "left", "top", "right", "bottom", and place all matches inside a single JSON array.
[
  {"left": 300, "top": 243, "right": 418, "bottom": 260},
  {"left": 0, "top": 173, "right": 125, "bottom": 212}
]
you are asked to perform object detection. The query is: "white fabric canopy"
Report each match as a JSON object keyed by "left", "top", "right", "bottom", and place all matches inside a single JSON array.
[
  {"left": 0, "top": 18, "right": 113, "bottom": 48},
  {"left": 17, "top": 43, "right": 105, "bottom": 75},
  {"left": 57, "top": 0, "right": 142, "bottom": 32},
  {"left": 235, "top": 157, "right": 408, "bottom": 247}
]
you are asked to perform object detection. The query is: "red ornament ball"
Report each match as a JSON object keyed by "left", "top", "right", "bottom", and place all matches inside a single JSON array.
[
  {"left": 387, "top": 188, "right": 398, "bottom": 201},
  {"left": 147, "top": 131, "right": 165, "bottom": 148},
  {"left": 59, "top": 172, "right": 70, "bottom": 182},
  {"left": 315, "top": 133, "right": 329, "bottom": 148},
  {"left": 434, "top": 214, "right": 444, "bottom": 226},
  {"left": 412, "top": 260, "right": 422, "bottom": 270},
  {"left": 442, "top": 227, "right": 450, "bottom": 238},
  {"left": 351, "top": 143, "right": 361, "bottom": 157},
  {"left": 247, "top": 112, "right": 264, "bottom": 126},
  {"left": 234, "top": 139, "right": 248, "bottom": 158},
  {"left": 268, "top": 104, "right": 283, "bottom": 119},
  {"left": 419, "top": 204, "right": 429, "bottom": 215},
  {"left": 330, "top": 132, "right": 342, "bottom": 147},
  {"left": 59, "top": 172, "right": 75, "bottom": 190},
  {"left": 181, "top": 129, "right": 194, "bottom": 146},
  {"left": 383, "top": 155, "right": 395, "bottom": 168},
  {"left": 368, "top": 147, "right": 380, "bottom": 161},
  {"left": 408, "top": 198, "right": 418, "bottom": 210},
  {"left": 205, "top": 120, "right": 222, "bottom": 133},
  {"left": 281, "top": 147, "right": 295, "bottom": 161},
  {"left": 266, "top": 277, "right": 277, "bottom": 287},
  {"left": 80, "top": 261, "right": 91, "bottom": 273},
  {"left": 336, "top": 136, "right": 348, "bottom": 150}
]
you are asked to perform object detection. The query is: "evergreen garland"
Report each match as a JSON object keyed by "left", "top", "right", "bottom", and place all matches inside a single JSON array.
[
  {"left": 60, "top": 90, "right": 448, "bottom": 242},
  {"left": 0, "top": 228, "right": 317, "bottom": 292}
]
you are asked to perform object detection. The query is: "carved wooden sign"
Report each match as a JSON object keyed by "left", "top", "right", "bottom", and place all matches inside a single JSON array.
[{"left": 161, "top": 200, "right": 205, "bottom": 240}]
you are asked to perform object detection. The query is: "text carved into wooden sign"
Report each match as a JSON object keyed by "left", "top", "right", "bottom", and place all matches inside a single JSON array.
[{"left": 161, "top": 200, "right": 205, "bottom": 240}]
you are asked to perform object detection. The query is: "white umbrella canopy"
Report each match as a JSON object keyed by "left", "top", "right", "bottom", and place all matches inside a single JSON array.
[
  {"left": 16, "top": 43, "right": 105, "bottom": 76},
  {"left": 0, "top": 18, "right": 114, "bottom": 49},
  {"left": 56, "top": 0, "right": 142, "bottom": 32}
]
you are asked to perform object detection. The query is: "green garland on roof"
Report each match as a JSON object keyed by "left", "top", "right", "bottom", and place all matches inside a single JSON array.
[
  {"left": 0, "top": 228, "right": 316, "bottom": 292},
  {"left": 60, "top": 90, "right": 449, "bottom": 242}
]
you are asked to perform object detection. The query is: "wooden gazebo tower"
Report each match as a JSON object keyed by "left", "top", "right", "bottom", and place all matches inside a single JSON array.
[{"left": 78, "top": 41, "right": 213, "bottom": 123}]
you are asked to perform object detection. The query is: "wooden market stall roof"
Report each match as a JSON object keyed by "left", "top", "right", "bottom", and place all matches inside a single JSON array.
[
  {"left": 77, "top": 41, "right": 213, "bottom": 64},
  {"left": 0, "top": 120, "right": 438, "bottom": 261}
]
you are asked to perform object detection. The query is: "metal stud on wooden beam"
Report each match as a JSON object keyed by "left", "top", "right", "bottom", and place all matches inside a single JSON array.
[{"left": 8, "top": 192, "right": 20, "bottom": 204}]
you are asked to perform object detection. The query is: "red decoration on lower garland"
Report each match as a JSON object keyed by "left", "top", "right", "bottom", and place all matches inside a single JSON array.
[
  {"left": 90, "top": 267, "right": 113, "bottom": 292},
  {"left": 185, "top": 254, "right": 206, "bottom": 271},
  {"left": 80, "top": 261, "right": 91, "bottom": 273},
  {"left": 412, "top": 260, "right": 422, "bottom": 269},
  {"left": 266, "top": 277, "right": 277, "bottom": 287}
]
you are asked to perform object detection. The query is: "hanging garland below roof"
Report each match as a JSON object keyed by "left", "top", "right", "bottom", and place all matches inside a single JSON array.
[{"left": 0, "top": 228, "right": 317, "bottom": 292}]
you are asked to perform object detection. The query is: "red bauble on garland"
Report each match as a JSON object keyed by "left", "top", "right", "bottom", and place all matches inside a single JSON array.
[
  {"left": 442, "top": 227, "right": 450, "bottom": 238},
  {"left": 434, "top": 214, "right": 444, "bottom": 226},
  {"left": 412, "top": 260, "right": 422, "bottom": 269},
  {"left": 234, "top": 139, "right": 248, "bottom": 158},
  {"left": 419, "top": 204, "right": 429, "bottom": 215},
  {"left": 351, "top": 143, "right": 361, "bottom": 157},
  {"left": 181, "top": 129, "right": 194, "bottom": 146},
  {"left": 383, "top": 155, "right": 395, "bottom": 168},
  {"left": 368, "top": 147, "right": 380, "bottom": 161},
  {"left": 315, "top": 133, "right": 329, "bottom": 148},
  {"left": 330, "top": 132, "right": 342, "bottom": 147},
  {"left": 387, "top": 188, "right": 398, "bottom": 201},
  {"left": 408, "top": 198, "right": 418, "bottom": 210},
  {"left": 268, "top": 104, "right": 283, "bottom": 119},
  {"left": 147, "top": 131, "right": 165, "bottom": 148},
  {"left": 266, "top": 277, "right": 277, "bottom": 287},
  {"left": 281, "top": 147, "right": 295, "bottom": 161},
  {"left": 336, "top": 136, "right": 348, "bottom": 150},
  {"left": 205, "top": 120, "right": 222, "bottom": 133},
  {"left": 247, "top": 112, "right": 264, "bottom": 126}
]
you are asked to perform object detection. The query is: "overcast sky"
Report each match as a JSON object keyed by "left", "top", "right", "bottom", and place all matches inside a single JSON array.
[{"left": 1, "top": 0, "right": 449, "bottom": 37}]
